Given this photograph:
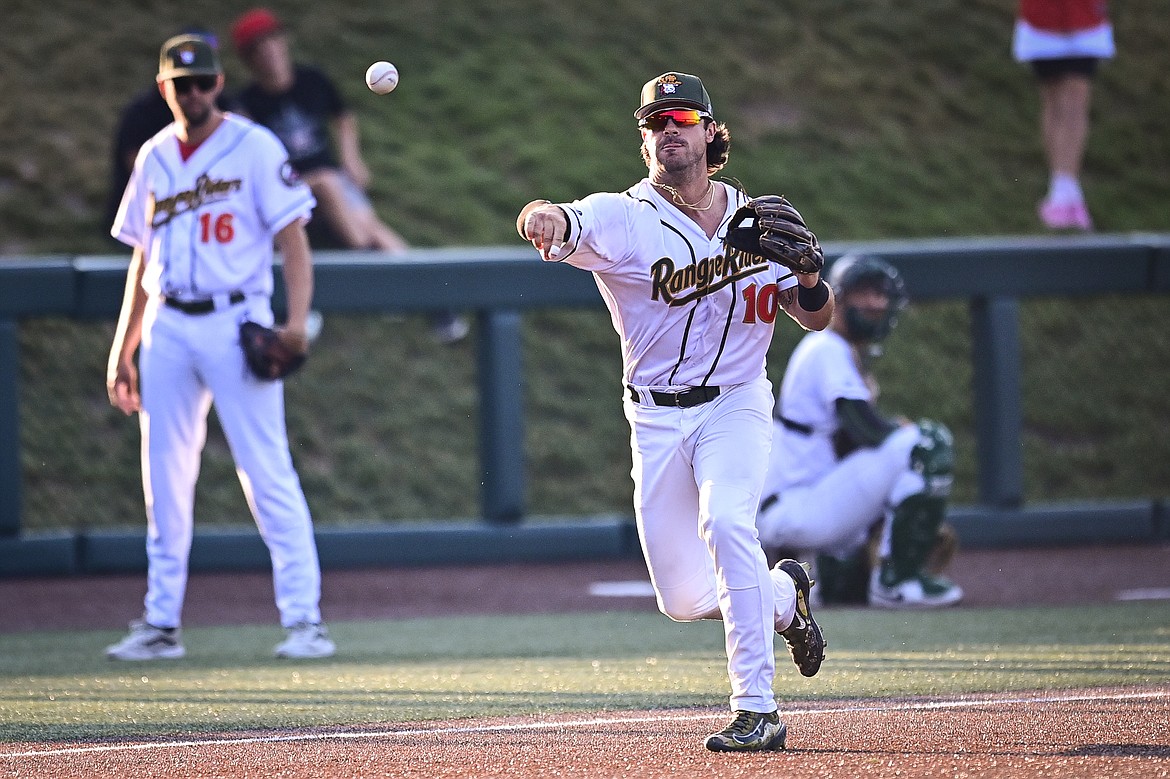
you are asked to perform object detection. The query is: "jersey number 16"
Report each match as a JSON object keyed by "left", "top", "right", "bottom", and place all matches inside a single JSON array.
[{"left": 199, "top": 212, "right": 235, "bottom": 244}]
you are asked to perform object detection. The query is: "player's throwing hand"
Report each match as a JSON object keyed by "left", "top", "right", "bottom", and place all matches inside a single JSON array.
[{"left": 517, "top": 199, "right": 567, "bottom": 260}]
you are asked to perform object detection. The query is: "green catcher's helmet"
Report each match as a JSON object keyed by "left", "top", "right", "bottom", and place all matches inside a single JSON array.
[{"left": 826, "top": 253, "right": 909, "bottom": 343}]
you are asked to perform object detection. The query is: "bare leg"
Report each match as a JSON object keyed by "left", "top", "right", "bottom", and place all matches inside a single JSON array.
[
  {"left": 302, "top": 169, "right": 372, "bottom": 249},
  {"left": 1040, "top": 74, "right": 1092, "bottom": 182},
  {"left": 364, "top": 215, "right": 410, "bottom": 253},
  {"left": 1036, "top": 74, "right": 1093, "bottom": 230}
]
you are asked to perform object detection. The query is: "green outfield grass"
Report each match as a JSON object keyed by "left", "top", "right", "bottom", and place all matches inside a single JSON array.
[{"left": 3, "top": 603, "right": 1168, "bottom": 743}]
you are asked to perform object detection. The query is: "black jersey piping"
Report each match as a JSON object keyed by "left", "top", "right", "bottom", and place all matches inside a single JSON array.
[
  {"left": 702, "top": 278, "right": 738, "bottom": 386},
  {"left": 663, "top": 219, "right": 700, "bottom": 386}
]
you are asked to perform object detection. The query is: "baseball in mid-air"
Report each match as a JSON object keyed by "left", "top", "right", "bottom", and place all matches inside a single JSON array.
[{"left": 365, "top": 61, "right": 399, "bottom": 94}]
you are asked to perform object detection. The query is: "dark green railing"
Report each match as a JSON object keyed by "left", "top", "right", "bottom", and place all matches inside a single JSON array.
[{"left": 1, "top": 233, "right": 1167, "bottom": 574}]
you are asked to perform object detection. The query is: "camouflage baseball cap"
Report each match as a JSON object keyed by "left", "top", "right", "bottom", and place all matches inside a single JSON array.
[
  {"left": 634, "top": 72, "right": 713, "bottom": 120},
  {"left": 157, "top": 34, "right": 222, "bottom": 81}
]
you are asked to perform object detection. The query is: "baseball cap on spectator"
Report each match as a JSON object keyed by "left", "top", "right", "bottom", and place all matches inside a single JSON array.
[
  {"left": 231, "top": 7, "right": 284, "bottom": 54},
  {"left": 634, "top": 72, "right": 714, "bottom": 120},
  {"left": 157, "top": 34, "right": 222, "bottom": 82}
]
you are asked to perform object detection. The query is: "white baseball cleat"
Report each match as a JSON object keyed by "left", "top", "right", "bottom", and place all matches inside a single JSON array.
[
  {"left": 274, "top": 621, "right": 336, "bottom": 659},
  {"left": 106, "top": 619, "right": 186, "bottom": 661},
  {"left": 869, "top": 569, "right": 964, "bottom": 609}
]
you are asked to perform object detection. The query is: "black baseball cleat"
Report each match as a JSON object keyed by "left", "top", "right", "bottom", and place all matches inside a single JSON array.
[
  {"left": 777, "top": 559, "right": 826, "bottom": 677},
  {"left": 705, "top": 710, "right": 788, "bottom": 752}
]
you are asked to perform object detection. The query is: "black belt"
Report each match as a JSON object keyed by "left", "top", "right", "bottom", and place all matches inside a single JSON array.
[
  {"left": 629, "top": 385, "right": 721, "bottom": 408},
  {"left": 164, "top": 291, "right": 246, "bottom": 315}
]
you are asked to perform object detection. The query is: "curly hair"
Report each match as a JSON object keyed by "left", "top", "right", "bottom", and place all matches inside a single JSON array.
[{"left": 640, "top": 120, "right": 732, "bottom": 175}]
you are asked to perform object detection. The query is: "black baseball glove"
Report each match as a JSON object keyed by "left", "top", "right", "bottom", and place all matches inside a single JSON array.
[
  {"left": 239, "top": 321, "right": 306, "bottom": 381},
  {"left": 724, "top": 195, "right": 825, "bottom": 275}
]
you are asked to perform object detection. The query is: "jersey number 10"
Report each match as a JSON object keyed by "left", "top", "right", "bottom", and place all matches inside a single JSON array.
[{"left": 741, "top": 282, "right": 779, "bottom": 324}]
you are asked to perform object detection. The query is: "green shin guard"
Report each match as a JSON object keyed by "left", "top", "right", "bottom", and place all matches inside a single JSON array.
[
  {"left": 911, "top": 418, "right": 955, "bottom": 498},
  {"left": 879, "top": 493, "right": 948, "bottom": 587},
  {"left": 878, "top": 417, "right": 955, "bottom": 586}
]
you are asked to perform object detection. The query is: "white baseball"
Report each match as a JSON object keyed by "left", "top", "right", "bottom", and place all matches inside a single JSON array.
[
  {"left": 305, "top": 310, "right": 324, "bottom": 343},
  {"left": 365, "top": 61, "right": 399, "bottom": 95}
]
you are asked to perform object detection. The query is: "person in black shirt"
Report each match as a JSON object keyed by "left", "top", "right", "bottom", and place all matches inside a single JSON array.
[{"left": 231, "top": 7, "right": 467, "bottom": 343}]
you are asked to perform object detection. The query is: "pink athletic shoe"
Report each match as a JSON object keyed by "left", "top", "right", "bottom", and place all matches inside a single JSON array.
[{"left": 1039, "top": 199, "right": 1093, "bottom": 231}]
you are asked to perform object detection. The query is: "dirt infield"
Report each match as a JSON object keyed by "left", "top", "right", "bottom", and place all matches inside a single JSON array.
[{"left": 2, "top": 543, "right": 1169, "bottom": 777}]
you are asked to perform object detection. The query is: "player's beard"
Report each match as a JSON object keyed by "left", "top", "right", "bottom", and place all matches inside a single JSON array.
[
  {"left": 654, "top": 138, "right": 704, "bottom": 177},
  {"left": 181, "top": 102, "right": 213, "bottom": 130}
]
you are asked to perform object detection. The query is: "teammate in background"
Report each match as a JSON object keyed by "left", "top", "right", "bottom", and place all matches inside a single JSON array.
[
  {"left": 104, "top": 34, "right": 335, "bottom": 661},
  {"left": 756, "top": 253, "right": 963, "bottom": 609},
  {"left": 518, "top": 72, "right": 831, "bottom": 753},
  {"left": 1013, "top": 0, "right": 1115, "bottom": 231},
  {"left": 230, "top": 7, "right": 468, "bottom": 344},
  {"left": 103, "top": 26, "right": 235, "bottom": 238}
]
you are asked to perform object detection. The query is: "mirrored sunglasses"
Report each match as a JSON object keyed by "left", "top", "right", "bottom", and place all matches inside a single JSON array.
[
  {"left": 172, "top": 75, "right": 219, "bottom": 95},
  {"left": 638, "top": 108, "right": 710, "bottom": 131}
]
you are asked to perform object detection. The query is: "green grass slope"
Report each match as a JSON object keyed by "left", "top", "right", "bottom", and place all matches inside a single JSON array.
[{"left": 3, "top": 0, "right": 1168, "bottom": 531}]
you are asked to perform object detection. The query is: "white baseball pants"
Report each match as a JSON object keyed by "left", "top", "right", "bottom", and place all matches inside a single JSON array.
[
  {"left": 758, "top": 424, "right": 925, "bottom": 557},
  {"left": 137, "top": 298, "right": 323, "bottom": 629},
  {"left": 625, "top": 378, "right": 797, "bottom": 714}
]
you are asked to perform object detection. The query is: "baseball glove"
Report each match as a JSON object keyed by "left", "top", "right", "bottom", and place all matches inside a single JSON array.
[
  {"left": 724, "top": 195, "right": 825, "bottom": 275},
  {"left": 239, "top": 321, "right": 306, "bottom": 381}
]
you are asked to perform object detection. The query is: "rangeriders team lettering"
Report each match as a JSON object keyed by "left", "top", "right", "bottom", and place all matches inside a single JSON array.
[
  {"left": 151, "top": 174, "right": 243, "bottom": 229},
  {"left": 650, "top": 245, "right": 772, "bottom": 307}
]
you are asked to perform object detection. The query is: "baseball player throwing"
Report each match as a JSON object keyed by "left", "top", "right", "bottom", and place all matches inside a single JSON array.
[
  {"left": 104, "top": 34, "right": 334, "bottom": 660},
  {"left": 518, "top": 72, "right": 833, "bottom": 752},
  {"left": 756, "top": 253, "right": 963, "bottom": 608}
]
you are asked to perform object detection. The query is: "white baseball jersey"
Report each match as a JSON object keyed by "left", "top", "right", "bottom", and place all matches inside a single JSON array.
[
  {"left": 112, "top": 113, "right": 315, "bottom": 297},
  {"left": 553, "top": 179, "right": 799, "bottom": 392},
  {"left": 767, "top": 329, "right": 870, "bottom": 492},
  {"left": 547, "top": 178, "right": 802, "bottom": 714}
]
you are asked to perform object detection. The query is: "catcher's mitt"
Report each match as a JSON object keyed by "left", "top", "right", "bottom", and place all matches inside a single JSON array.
[
  {"left": 239, "top": 321, "right": 306, "bottom": 381},
  {"left": 724, "top": 195, "right": 825, "bottom": 275}
]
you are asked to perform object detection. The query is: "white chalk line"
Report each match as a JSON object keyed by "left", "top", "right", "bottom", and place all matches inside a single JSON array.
[
  {"left": 3, "top": 688, "right": 1167, "bottom": 759},
  {"left": 1117, "top": 587, "right": 1170, "bottom": 601}
]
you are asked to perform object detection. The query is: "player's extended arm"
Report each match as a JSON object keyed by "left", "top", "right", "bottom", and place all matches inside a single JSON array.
[
  {"left": 274, "top": 218, "right": 315, "bottom": 355},
  {"left": 106, "top": 247, "right": 149, "bottom": 414}
]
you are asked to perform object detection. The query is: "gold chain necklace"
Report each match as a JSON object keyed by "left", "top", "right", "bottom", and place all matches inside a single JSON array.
[{"left": 654, "top": 180, "right": 716, "bottom": 211}]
